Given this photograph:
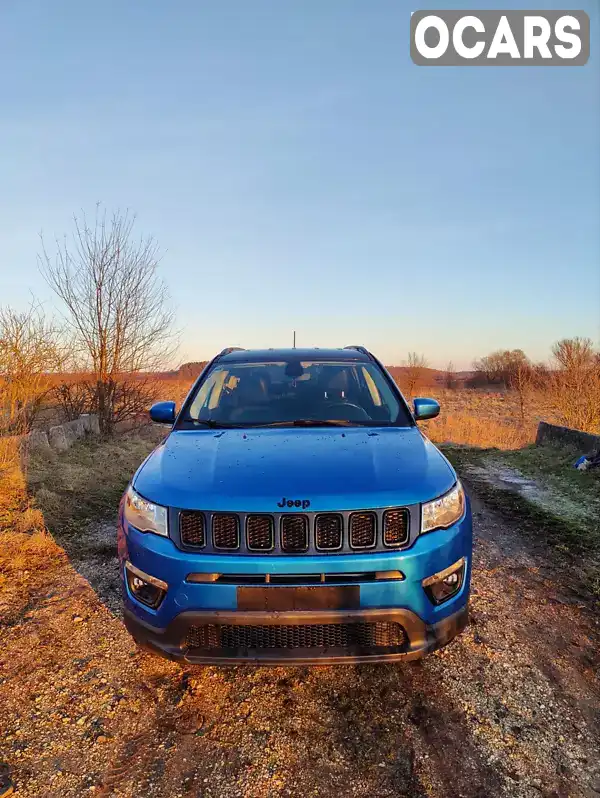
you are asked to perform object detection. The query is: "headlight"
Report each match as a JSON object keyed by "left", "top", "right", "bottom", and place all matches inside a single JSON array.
[
  {"left": 124, "top": 485, "right": 168, "bottom": 537},
  {"left": 421, "top": 481, "right": 465, "bottom": 534}
]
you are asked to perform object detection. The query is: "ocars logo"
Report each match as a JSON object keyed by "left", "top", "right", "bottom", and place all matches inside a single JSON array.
[{"left": 410, "top": 10, "right": 590, "bottom": 65}]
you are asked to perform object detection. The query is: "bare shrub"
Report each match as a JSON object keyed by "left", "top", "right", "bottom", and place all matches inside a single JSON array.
[
  {"left": 52, "top": 379, "right": 95, "bottom": 421},
  {"left": 545, "top": 338, "right": 600, "bottom": 433},
  {"left": 39, "top": 206, "right": 177, "bottom": 433},
  {"left": 111, "top": 376, "right": 161, "bottom": 428},
  {"left": 0, "top": 303, "right": 64, "bottom": 434}
]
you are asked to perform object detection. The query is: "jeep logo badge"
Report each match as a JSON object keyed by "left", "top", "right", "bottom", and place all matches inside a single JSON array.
[{"left": 277, "top": 497, "right": 311, "bottom": 510}]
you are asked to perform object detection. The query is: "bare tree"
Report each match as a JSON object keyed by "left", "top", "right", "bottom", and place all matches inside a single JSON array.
[
  {"left": 403, "top": 352, "right": 429, "bottom": 397},
  {"left": 0, "top": 302, "right": 64, "bottom": 434},
  {"left": 546, "top": 337, "right": 600, "bottom": 433},
  {"left": 472, "top": 349, "right": 529, "bottom": 389},
  {"left": 39, "top": 207, "right": 177, "bottom": 433},
  {"left": 444, "top": 360, "right": 457, "bottom": 389},
  {"left": 512, "top": 359, "right": 534, "bottom": 425}
]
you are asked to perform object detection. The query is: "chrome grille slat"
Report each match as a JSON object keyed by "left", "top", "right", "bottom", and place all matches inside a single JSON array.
[
  {"left": 246, "top": 515, "right": 274, "bottom": 551},
  {"left": 315, "top": 514, "right": 343, "bottom": 551},
  {"left": 179, "top": 511, "right": 205, "bottom": 547},
  {"left": 349, "top": 512, "right": 377, "bottom": 549},
  {"left": 280, "top": 515, "right": 309, "bottom": 552},
  {"left": 383, "top": 508, "right": 410, "bottom": 547},
  {"left": 212, "top": 514, "right": 240, "bottom": 550}
]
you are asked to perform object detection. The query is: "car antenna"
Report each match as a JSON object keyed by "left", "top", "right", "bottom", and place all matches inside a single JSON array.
[{"left": 293, "top": 330, "right": 296, "bottom": 349}]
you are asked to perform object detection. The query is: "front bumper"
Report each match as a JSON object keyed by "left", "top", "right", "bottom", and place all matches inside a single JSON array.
[
  {"left": 124, "top": 603, "right": 469, "bottom": 664},
  {"left": 118, "top": 500, "right": 472, "bottom": 664}
]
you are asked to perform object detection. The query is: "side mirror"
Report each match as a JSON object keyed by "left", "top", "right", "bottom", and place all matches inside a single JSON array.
[
  {"left": 149, "top": 401, "right": 176, "bottom": 425},
  {"left": 413, "top": 397, "right": 440, "bottom": 421}
]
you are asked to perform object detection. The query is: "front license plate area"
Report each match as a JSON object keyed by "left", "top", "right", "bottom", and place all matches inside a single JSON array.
[{"left": 237, "top": 585, "right": 360, "bottom": 611}]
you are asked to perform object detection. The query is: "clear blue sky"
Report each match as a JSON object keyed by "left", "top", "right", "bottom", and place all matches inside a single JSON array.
[{"left": 1, "top": 0, "right": 598, "bottom": 369}]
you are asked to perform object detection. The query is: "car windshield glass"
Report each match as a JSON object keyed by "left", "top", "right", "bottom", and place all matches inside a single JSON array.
[{"left": 183, "top": 359, "right": 411, "bottom": 427}]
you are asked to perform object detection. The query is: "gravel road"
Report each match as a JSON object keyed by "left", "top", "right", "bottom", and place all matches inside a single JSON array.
[{"left": 1, "top": 486, "right": 599, "bottom": 798}]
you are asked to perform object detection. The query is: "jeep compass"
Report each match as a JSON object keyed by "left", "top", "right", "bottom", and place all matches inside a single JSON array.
[{"left": 118, "top": 346, "right": 472, "bottom": 663}]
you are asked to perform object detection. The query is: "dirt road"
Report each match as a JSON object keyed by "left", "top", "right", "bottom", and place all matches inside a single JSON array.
[{"left": 1, "top": 486, "right": 599, "bottom": 798}]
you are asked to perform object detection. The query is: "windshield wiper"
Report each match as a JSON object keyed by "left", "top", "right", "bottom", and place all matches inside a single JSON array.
[
  {"left": 185, "top": 419, "right": 243, "bottom": 428},
  {"left": 259, "top": 419, "right": 358, "bottom": 427}
]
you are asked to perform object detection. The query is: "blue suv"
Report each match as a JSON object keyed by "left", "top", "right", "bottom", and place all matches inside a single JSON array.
[{"left": 118, "top": 347, "right": 472, "bottom": 664}]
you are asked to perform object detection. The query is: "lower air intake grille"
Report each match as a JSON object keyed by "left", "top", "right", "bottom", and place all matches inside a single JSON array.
[
  {"left": 212, "top": 514, "right": 239, "bottom": 550},
  {"left": 383, "top": 508, "right": 409, "bottom": 547},
  {"left": 246, "top": 515, "right": 274, "bottom": 551},
  {"left": 349, "top": 513, "right": 377, "bottom": 549},
  {"left": 179, "top": 511, "right": 205, "bottom": 547},
  {"left": 281, "top": 516, "right": 308, "bottom": 552},
  {"left": 315, "top": 514, "right": 343, "bottom": 550},
  {"left": 186, "top": 622, "right": 406, "bottom": 651}
]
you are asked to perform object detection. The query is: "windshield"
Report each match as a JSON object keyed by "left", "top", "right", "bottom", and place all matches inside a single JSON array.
[{"left": 181, "top": 359, "right": 411, "bottom": 428}]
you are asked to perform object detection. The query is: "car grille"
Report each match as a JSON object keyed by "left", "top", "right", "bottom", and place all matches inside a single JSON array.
[
  {"left": 383, "top": 508, "right": 410, "bottom": 547},
  {"left": 177, "top": 507, "right": 414, "bottom": 553},
  {"left": 186, "top": 621, "right": 406, "bottom": 651},
  {"left": 315, "top": 514, "right": 343, "bottom": 550},
  {"left": 281, "top": 515, "right": 308, "bottom": 552},
  {"left": 349, "top": 513, "right": 377, "bottom": 549},
  {"left": 179, "top": 511, "right": 205, "bottom": 547},
  {"left": 246, "top": 515, "right": 274, "bottom": 551},
  {"left": 212, "top": 514, "right": 239, "bottom": 549}
]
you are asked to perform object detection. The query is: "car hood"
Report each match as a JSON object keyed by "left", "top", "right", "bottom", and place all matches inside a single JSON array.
[{"left": 133, "top": 427, "right": 456, "bottom": 512}]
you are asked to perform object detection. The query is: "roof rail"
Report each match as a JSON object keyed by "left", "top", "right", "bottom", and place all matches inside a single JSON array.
[
  {"left": 216, "top": 346, "right": 245, "bottom": 359},
  {"left": 343, "top": 345, "right": 372, "bottom": 358}
]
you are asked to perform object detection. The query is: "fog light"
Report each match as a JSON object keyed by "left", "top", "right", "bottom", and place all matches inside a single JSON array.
[
  {"left": 125, "top": 561, "right": 167, "bottom": 609},
  {"left": 422, "top": 558, "right": 465, "bottom": 605}
]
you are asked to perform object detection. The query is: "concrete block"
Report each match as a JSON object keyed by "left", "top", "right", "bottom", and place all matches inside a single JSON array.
[
  {"left": 48, "top": 425, "right": 69, "bottom": 451},
  {"left": 536, "top": 421, "right": 600, "bottom": 454},
  {"left": 26, "top": 430, "right": 51, "bottom": 452},
  {"left": 64, "top": 418, "right": 85, "bottom": 441}
]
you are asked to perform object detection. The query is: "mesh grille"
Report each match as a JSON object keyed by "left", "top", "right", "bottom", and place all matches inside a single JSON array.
[
  {"left": 315, "top": 514, "right": 343, "bottom": 550},
  {"left": 186, "top": 622, "right": 406, "bottom": 651},
  {"left": 212, "top": 515, "right": 239, "bottom": 550},
  {"left": 246, "top": 515, "right": 274, "bottom": 551},
  {"left": 179, "top": 511, "right": 205, "bottom": 547},
  {"left": 281, "top": 516, "right": 308, "bottom": 552},
  {"left": 383, "top": 509, "right": 409, "bottom": 546},
  {"left": 349, "top": 513, "right": 377, "bottom": 549}
]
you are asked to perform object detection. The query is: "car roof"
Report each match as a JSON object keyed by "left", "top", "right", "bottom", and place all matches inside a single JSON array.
[{"left": 218, "top": 347, "right": 371, "bottom": 364}]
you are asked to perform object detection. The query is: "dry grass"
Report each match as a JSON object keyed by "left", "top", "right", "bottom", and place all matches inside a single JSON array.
[
  {"left": 0, "top": 436, "right": 28, "bottom": 532},
  {"left": 0, "top": 529, "right": 64, "bottom": 621},
  {"left": 0, "top": 425, "right": 164, "bottom": 629},
  {"left": 26, "top": 425, "right": 165, "bottom": 537},
  {"left": 424, "top": 413, "right": 536, "bottom": 449},
  {"left": 416, "top": 389, "right": 555, "bottom": 450}
]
